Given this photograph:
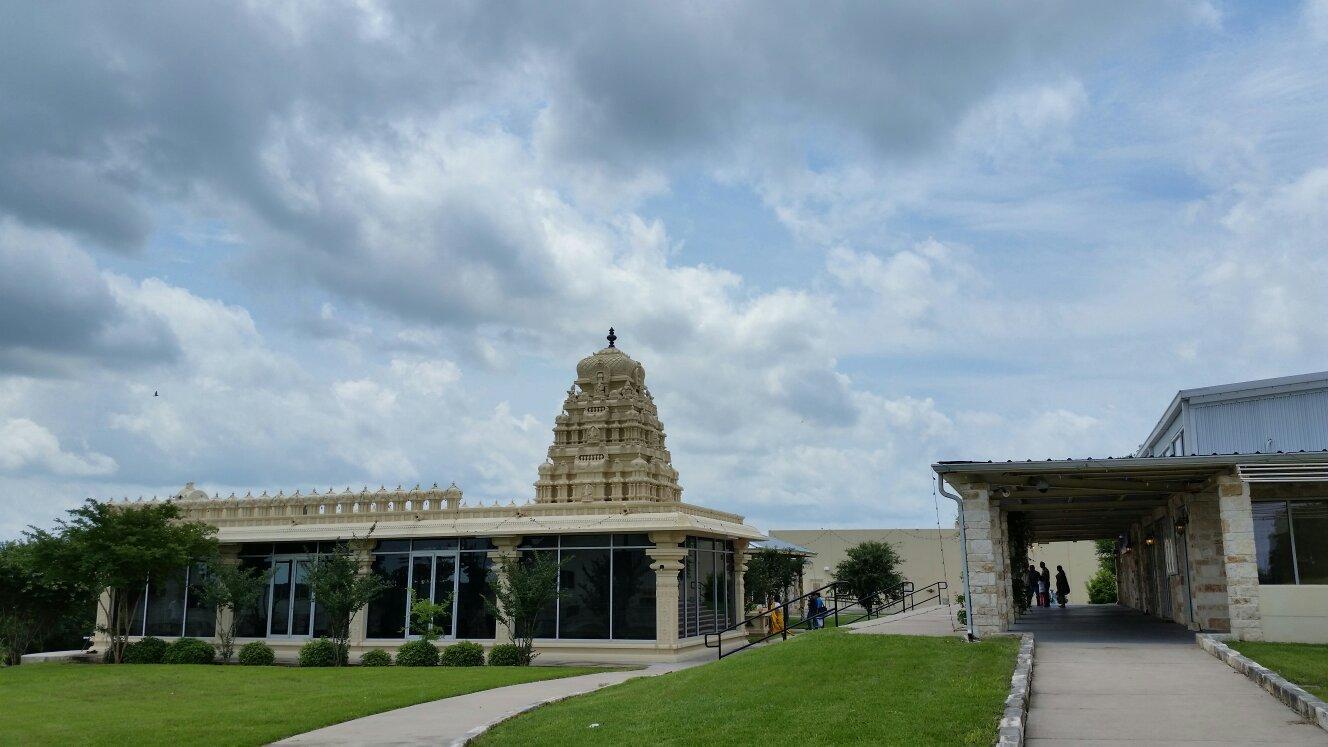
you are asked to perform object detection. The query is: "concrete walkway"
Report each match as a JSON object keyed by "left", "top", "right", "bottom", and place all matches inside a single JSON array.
[
  {"left": 1018, "top": 605, "right": 1327, "bottom": 745},
  {"left": 274, "top": 662, "right": 695, "bottom": 746},
  {"left": 844, "top": 603, "right": 962, "bottom": 637}
]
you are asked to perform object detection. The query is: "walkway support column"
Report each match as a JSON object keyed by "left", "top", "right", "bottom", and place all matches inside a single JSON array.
[
  {"left": 1216, "top": 472, "right": 1263, "bottom": 641},
  {"left": 648, "top": 532, "right": 687, "bottom": 650},
  {"left": 487, "top": 536, "right": 522, "bottom": 646},
  {"left": 958, "top": 481, "right": 1005, "bottom": 637}
]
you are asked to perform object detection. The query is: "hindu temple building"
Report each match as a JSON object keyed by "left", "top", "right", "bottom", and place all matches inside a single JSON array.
[{"left": 94, "top": 331, "right": 762, "bottom": 663}]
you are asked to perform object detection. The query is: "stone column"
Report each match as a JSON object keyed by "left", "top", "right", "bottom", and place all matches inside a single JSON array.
[
  {"left": 215, "top": 544, "right": 241, "bottom": 646},
  {"left": 1216, "top": 472, "right": 1263, "bottom": 641},
  {"left": 647, "top": 532, "right": 687, "bottom": 649},
  {"left": 732, "top": 539, "right": 750, "bottom": 621},
  {"left": 959, "top": 482, "right": 1004, "bottom": 637},
  {"left": 347, "top": 538, "right": 375, "bottom": 646},
  {"left": 487, "top": 536, "right": 522, "bottom": 645},
  {"left": 93, "top": 589, "right": 113, "bottom": 650}
]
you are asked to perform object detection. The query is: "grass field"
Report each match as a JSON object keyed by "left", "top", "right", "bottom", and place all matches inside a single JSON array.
[
  {"left": 477, "top": 631, "right": 1018, "bottom": 746},
  {"left": 1229, "top": 641, "right": 1328, "bottom": 700},
  {"left": 0, "top": 662, "right": 606, "bottom": 746}
]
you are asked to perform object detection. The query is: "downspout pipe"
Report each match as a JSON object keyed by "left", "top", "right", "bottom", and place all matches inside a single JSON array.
[{"left": 936, "top": 472, "right": 977, "bottom": 641}]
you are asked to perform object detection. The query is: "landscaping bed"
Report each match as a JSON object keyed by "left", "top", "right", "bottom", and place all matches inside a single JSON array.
[
  {"left": 476, "top": 632, "right": 1019, "bottom": 745},
  {"left": 1229, "top": 641, "right": 1328, "bottom": 700},
  {"left": 0, "top": 662, "right": 606, "bottom": 745}
]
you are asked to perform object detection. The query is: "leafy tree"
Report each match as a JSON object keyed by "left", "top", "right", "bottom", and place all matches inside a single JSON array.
[
  {"left": 1007, "top": 513, "right": 1034, "bottom": 614},
  {"left": 303, "top": 530, "right": 391, "bottom": 667},
  {"left": 408, "top": 590, "right": 454, "bottom": 643},
  {"left": 0, "top": 538, "right": 93, "bottom": 665},
  {"left": 485, "top": 552, "right": 564, "bottom": 666},
  {"left": 833, "top": 540, "right": 903, "bottom": 615},
  {"left": 1086, "top": 539, "right": 1118, "bottom": 604},
  {"left": 28, "top": 500, "right": 217, "bottom": 664},
  {"left": 743, "top": 548, "right": 803, "bottom": 609},
  {"left": 196, "top": 561, "right": 271, "bottom": 663}
]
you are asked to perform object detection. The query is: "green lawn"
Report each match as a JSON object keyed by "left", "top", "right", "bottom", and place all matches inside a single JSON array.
[
  {"left": 0, "top": 662, "right": 606, "bottom": 746},
  {"left": 1230, "top": 641, "right": 1328, "bottom": 700},
  {"left": 477, "top": 632, "right": 1019, "bottom": 746}
]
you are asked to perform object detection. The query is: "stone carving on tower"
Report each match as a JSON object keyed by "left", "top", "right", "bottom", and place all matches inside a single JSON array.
[{"left": 535, "top": 329, "right": 683, "bottom": 503}]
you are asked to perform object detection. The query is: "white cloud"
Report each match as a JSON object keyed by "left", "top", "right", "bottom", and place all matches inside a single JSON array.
[{"left": 0, "top": 418, "right": 117, "bottom": 476}]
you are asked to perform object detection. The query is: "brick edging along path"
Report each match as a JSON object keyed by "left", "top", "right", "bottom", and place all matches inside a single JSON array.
[
  {"left": 1197, "top": 633, "right": 1328, "bottom": 734},
  {"left": 996, "top": 634, "right": 1034, "bottom": 747}
]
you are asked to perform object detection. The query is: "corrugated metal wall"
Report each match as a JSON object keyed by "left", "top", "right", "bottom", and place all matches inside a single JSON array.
[{"left": 1189, "top": 389, "right": 1328, "bottom": 454}]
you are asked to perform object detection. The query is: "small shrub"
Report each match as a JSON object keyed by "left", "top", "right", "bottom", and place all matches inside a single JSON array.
[
  {"left": 440, "top": 641, "right": 485, "bottom": 667},
  {"left": 360, "top": 649, "right": 392, "bottom": 667},
  {"left": 1086, "top": 568, "right": 1118, "bottom": 604},
  {"left": 299, "top": 638, "right": 343, "bottom": 667},
  {"left": 487, "top": 643, "right": 525, "bottom": 667},
  {"left": 163, "top": 637, "right": 216, "bottom": 665},
  {"left": 238, "top": 641, "right": 276, "bottom": 666},
  {"left": 395, "top": 639, "right": 439, "bottom": 667},
  {"left": 123, "top": 636, "right": 168, "bottom": 664}
]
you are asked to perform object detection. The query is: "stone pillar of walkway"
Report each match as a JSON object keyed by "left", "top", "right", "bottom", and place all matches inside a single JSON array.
[
  {"left": 648, "top": 531, "right": 687, "bottom": 649},
  {"left": 487, "top": 535, "right": 522, "bottom": 646},
  {"left": 1216, "top": 472, "right": 1263, "bottom": 641},
  {"left": 958, "top": 481, "right": 1005, "bottom": 637}
]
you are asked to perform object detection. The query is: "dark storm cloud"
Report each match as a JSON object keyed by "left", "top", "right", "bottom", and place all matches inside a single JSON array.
[{"left": 0, "top": 230, "right": 178, "bottom": 374}]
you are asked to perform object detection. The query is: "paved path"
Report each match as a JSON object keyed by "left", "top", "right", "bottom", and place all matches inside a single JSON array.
[
  {"left": 1018, "top": 605, "right": 1327, "bottom": 745},
  {"left": 274, "top": 662, "right": 695, "bottom": 746},
  {"left": 844, "top": 603, "right": 961, "bottom": 637}
]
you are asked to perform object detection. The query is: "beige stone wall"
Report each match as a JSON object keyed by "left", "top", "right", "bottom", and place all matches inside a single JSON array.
[{"left": 770, "top": 528, "right": 966, "bottom": 598}]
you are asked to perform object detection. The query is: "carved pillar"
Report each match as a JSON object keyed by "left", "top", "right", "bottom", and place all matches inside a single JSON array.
[
  {"left": 347, "top": 538, "right": 374, "bottom": 646},
  {"left": 93, "top": 589, "right": 113, "bottom": 650},
  {"left": 733, "top": 539, "right": 750, "bottom": 620},
  {"left": 215, "top": 544, "right": 241, "bottom": 645},
  {"left": 648, "top": 531, "right": 687, "bottom": 649},
  {"left": 487, "top": 536, "right": 522, "bottom": 645}
]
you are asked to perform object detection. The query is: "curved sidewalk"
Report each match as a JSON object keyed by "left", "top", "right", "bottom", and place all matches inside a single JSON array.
[{"left": 273, "top": 662, "right": 695, "bottom": 746}]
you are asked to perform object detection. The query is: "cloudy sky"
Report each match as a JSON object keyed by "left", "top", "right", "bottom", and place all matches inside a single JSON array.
[{"left": 2, "top": 1, "right": 1326, "bottom": 538}]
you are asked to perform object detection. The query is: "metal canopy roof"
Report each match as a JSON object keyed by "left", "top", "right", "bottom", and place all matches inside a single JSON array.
[{"left": 933, "top": 452, "right": 1328, "bottom": 542}]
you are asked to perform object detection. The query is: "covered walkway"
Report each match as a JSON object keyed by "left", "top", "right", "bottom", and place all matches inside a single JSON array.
[{"left": 1023, "top": 605, "right": 1326, "bottom": 744}]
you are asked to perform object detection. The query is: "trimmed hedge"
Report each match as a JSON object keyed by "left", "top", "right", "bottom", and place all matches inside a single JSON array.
[
  {"left": 122, "top": 636, "right": 168, "bottom": 664},
  {"left": 394, "top": 639, "right": 439, "bottom": 667},
  {"left": 360, "top": 649, "right": 392, "bottom": 667},
  {"left": 440, "top": 641, "right": 485, "bottom": 667},
  {"left": 487, "top": 643, "right": 524, "bottom": 667},
  {"left": 237, "top": 641, "right": 275, "bottom": 666},
  {"left": 298, "top": 638, "right": 343, "bottom": 667},
  {"left": 163, "top": 637, "right": 216, "bottom": 665}
]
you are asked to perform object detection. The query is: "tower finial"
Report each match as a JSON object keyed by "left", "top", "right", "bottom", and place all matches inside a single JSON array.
[{"left": 607, "top": 327, "right": 616, "bottom": 348}]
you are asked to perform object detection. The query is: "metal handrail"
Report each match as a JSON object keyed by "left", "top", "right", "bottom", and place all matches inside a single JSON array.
[{"left": 703, "top": 579, "right": 948, "bottom": 659}]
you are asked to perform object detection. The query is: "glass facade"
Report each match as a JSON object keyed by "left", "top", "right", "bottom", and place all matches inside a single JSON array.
[
  {"left": 364, "top": 538, "right": 495, "bottom": 640},
  {"left": 677, "top": 537, "right": 735, "bottom": 638},
  {"left": 1253, "top": 500, "right": 1328, "bottom": 585},
  {"left": 517, "top": 534, "right": 656, "bottom": 640},
  {"left": 125, "top": 563, "right": 216, "bottom": 638}
]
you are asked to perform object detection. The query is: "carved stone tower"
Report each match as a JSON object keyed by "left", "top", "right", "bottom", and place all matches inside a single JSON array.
[{"left": 535, "top": 330, "right": 682, "bottom": 503}]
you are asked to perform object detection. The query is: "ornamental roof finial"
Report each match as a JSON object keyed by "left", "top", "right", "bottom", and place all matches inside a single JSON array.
[{"left": 607, "top": 327, "right": 616, "bottom": 348}]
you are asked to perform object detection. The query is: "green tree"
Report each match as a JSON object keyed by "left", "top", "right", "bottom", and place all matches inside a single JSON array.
[
  {"left": 833, "top": 540, "right": 903, "bottom": 615},
  {"left": 485, "top": 552, "right": 564, "bottom": 666},
  {"left": 408, "top": 590, "right": 454, "bottom": 643},
  {"left": 29, "top": 500, "right": 217, "bottom": 664},
  {"left": 743, "top": 548, "right": 803, "bottom": 609},
  {"left": 1007, "top": 513, "right": 1034, "bottom": 614},
  {"left": 1086, "top": 539, "right": 1118, "bottom": 604},
  {"left": 303, "top": 532, "right": 391, "bottom": 667},
  {"left": 0, "top": 538, "right": 93, "bottom": 665},
  {"left": 196, "top": 561, "right": 271, "bottom": 664}
]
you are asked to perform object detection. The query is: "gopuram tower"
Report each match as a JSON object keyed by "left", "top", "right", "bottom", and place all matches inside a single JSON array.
[{"left": 535, "top": 329, "right": 683, "bottom": 503}]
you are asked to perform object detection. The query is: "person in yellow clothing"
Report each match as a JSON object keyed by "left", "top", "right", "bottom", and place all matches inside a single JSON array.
[{"left": 768, "top": 595, "right": 785, "bottom": 634}]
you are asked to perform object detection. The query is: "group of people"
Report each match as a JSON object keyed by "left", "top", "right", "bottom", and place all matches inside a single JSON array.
[
  {"left": 1027, "top": 561, "right": 1070, "bottom": 608},
  {"left": 762, "top": 590, "right": 830, "bottom": 635}
]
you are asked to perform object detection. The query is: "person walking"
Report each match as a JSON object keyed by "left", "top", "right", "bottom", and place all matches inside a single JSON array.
[
  {"left": 1039, "top": 562, "right": 1052, "bottom": 608},
  {"left": 809, "top": 591, "right": 827, "bottom": 629},
  {"left": 1025, "top": 564, "right": 1040, "bottom": 609},
  {"left": 769, "top": 595, "right": 785, "bottom": 635},
  {"left": 1055, "top": 565, "right": 1071, "bottom": 608}
]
